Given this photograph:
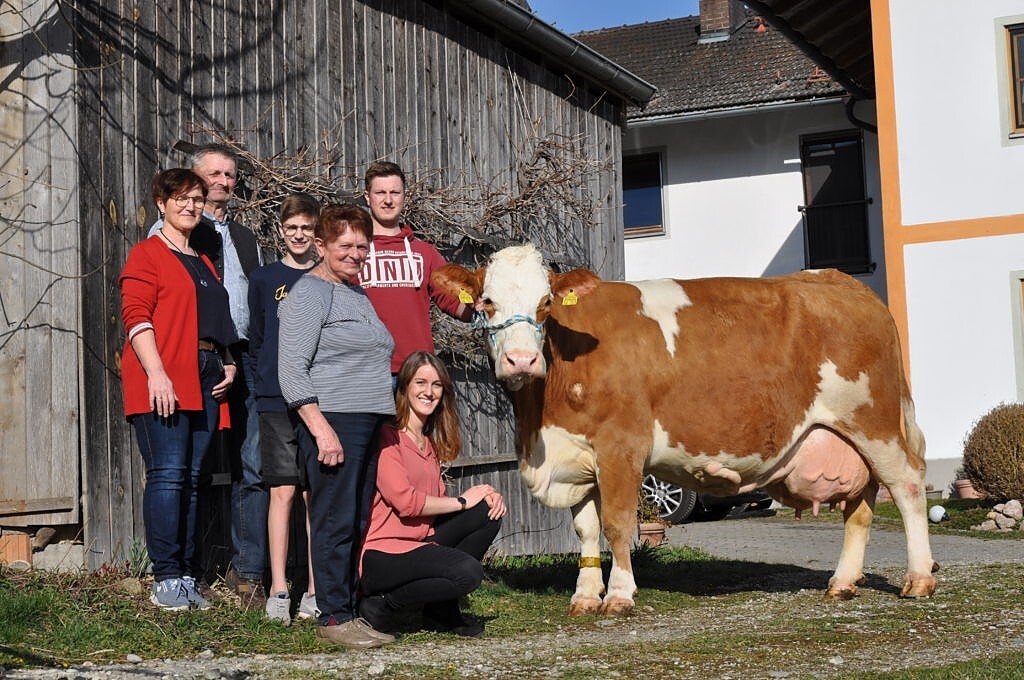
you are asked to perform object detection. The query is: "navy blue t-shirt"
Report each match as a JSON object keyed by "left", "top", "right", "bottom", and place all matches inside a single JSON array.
[
  {"left": 247, "top": 260, "right": 314, "bottom": 412},
  {"left": 171, "top": 251, "right": 237, "bottom": 349}
]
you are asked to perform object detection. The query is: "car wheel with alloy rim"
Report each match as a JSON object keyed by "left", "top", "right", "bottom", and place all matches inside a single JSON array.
[{"left": 641, "top": 474, "right": 698, "bottom": 524}]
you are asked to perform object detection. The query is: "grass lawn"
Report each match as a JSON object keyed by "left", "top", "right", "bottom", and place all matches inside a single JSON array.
[
  {"left": 772, "top": 497, "right": 1021, "bottom": 540},
  {"left": 1, "top": 499, "right": 1021, "bottom": 678}
]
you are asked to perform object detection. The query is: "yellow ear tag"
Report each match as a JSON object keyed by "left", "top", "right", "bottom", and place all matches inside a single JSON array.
[
  {"left": 458, "top": 289, "right": 474, "bottom": 304},
  {"left": 562, "top": 289, "right": 579, "bottom": 306}
]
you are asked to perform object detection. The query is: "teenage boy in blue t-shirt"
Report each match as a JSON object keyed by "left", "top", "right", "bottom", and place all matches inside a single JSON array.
[{"left": 248, "top": 193, "right": 320, "bottom": 624}]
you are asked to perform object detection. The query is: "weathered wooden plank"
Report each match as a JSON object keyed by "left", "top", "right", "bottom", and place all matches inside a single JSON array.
[
  {"left": 294, "top": 0, "right": 316, "bottom": 153},
  {"left": 0, "top": 497, "right": 76, "bottom": 517},
  {"left": 306, "top": 0, "right": 325, "bottom": 144},
  {"left": 403, "top": 0, "right": 420, "bottom": 164},
  {"left": 391, "top": 4, "right": 411, "bottom": 163},
  {"left": 603, "top": 106, "right": 626, "bottom": 279},
  {"left": 22, "top": 0, "right": 56, "bottom": 528},
  {"left": 249, "top": 0, "right": 268, "bottom": 153},
  {"left": 363, "top": 0, "right": 385, "bottom": 161},
  {"left": 46, "top": 0, "right": 83, "bottom": 526},
  {"left": 421, "top": 1, "right": 446, "bottom": 181},
  {"left": 375, "top": 0, "right": 393, "bottom": 159},
  {"left": 0, "top": 0, "right": 30, "bottom": 526},
  {"left": 151, "top": 0, "right": 175, "bottom": 165},
  {"left": 103, "top": 0, "right": 138, "bottom": 568},
  {"left": 188, "top": 0, "right": 216, "bottom": 132},
  {"left": 235, "top": 0, "right": 259, "bottom": 149},
  {"left": 215, "top": 0, "right": 236, "bottom": 132},
  {"left": 344, "top": 1, "right": 364, "bottom": 168},
  {"left": 280, "top": 0, "right": 299, "bottom": 148},
  {"left": 78, "top": 0, "right": 113, "bottom": 569},
  {"left": 442, "top": 11, "right": 463, "bottom": 180},
  {"left": 464, "top": 34, "right": 481, "bottom": 192}
]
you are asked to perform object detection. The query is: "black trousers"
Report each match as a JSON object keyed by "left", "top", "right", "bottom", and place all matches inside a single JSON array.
[{"left": 361, "top": 503, "right": 501, "bottom": 616}]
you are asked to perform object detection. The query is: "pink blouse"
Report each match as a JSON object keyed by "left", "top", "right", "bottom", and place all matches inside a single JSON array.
[{"left": 362, "top": 425, "right": 447, "bottom": 558}]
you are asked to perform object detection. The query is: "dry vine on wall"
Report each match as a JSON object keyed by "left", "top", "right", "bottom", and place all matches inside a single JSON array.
[{"left": 178, "top": 118, "right": 611, "bottom": 365}]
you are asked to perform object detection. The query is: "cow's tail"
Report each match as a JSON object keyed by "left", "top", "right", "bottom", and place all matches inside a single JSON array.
[{"left": 899, "top": 357, "right": 926, "bottom": 465}]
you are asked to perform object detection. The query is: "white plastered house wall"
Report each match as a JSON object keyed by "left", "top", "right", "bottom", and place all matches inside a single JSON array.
[
  {"left": 623, "top": 101, "right": 886, "bottom": 300},
  {"left": 880, "top": 0, "right": 1024, "bottom": 487}
]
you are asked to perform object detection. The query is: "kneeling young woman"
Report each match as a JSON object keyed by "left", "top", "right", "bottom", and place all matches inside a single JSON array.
[{"left": 359, "top": 351, "right": 506, "bottom": 636}]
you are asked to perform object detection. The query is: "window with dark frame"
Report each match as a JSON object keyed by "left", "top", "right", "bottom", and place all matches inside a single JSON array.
[
  {"left": 623, "top": 152, "right": 664, "bottom": 237},
  {"left": 799, "top": 131, "right": 874, "bottom": 275},
  {"left": 1008, "top": 24, "right": 1024, "bottom": 133}
]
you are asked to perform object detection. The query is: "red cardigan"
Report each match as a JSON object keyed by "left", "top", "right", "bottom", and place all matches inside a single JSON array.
[{"left": 119, "top": 235, "right": 230, "bottom": 425}]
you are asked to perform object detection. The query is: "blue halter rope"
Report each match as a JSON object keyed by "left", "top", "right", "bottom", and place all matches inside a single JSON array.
[{"left": 474, "top": 310, "right": 545, "bottom": 347}]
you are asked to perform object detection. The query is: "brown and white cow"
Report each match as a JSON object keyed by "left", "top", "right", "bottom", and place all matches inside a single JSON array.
[{"left": 434, "top": 244, "right": 937, "bottom": 615}]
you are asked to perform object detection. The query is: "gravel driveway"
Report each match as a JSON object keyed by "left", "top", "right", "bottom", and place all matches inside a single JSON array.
[{"left": 668, "top": 515, "right": 1024, "bottom": 569}]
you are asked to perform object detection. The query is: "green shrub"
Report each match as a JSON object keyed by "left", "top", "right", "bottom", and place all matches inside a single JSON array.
[{"left": 961, "top": 403, "right": 1024, "bottom": 501}]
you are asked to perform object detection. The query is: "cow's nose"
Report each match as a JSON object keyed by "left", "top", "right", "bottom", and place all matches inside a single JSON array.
[{"left": 503, "top": 350, "right": 539, "bottom": 373}]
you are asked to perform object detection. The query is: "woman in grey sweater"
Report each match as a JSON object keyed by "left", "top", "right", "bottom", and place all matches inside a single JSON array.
[{"left": 278, "top": 203, "right": 395, "bottom": 650}]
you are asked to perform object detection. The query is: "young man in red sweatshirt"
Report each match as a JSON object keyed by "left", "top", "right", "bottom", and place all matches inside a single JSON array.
[{"left": 358, "top": 161, "right": 473, "bottom": 375}]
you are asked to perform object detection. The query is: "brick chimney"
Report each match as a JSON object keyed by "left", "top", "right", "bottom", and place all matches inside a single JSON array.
[{"left": 699, "top": 0, "right": 745, "bottom": 43}]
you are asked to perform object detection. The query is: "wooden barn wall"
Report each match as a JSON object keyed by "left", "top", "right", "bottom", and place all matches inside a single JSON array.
[
  {"left": 0, "top": 0, "right": 81, "bottom": 528},
  {"left": 73, "top": 0, "right": 625, "bottom": 566}
]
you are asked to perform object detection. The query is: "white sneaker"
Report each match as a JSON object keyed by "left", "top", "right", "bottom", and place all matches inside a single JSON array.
[
  {"left": 265, "top": 591, "right": 292, "bottom": 625},
  {"left": 297, "top": 592, "right": 320, "bottom": 619}
]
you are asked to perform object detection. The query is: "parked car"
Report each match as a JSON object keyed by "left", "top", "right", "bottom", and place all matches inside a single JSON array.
[{"left": 641, "top": 474, "right": 774, "bottom": 524}]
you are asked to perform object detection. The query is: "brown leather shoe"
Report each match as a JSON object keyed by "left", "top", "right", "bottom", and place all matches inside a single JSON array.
[
  {"left": 353, "top": 617, "right": 396, "bottom": 642},
  {"left": 316, "top": 618, "right": 393, "bottom": 649},
  {"left": 225, "top": 566, "right": 267, "bottom": 610}
]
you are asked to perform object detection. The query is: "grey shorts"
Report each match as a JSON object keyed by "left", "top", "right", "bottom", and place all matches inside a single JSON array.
[{"left": 259, "top": 411, "right": 307, "bottom": 488}]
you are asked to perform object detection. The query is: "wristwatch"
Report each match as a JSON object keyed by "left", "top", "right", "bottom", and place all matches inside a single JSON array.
[{"left": 457, "top": 496, "right": 468, "bottom": 511}]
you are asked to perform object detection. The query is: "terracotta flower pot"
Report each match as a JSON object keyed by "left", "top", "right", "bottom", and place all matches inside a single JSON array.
[
  {"left": 953, "top": 478, "right": 981, "bottom": 499},
  {"left": 637, "top": 521, "right": 667, "bottom": 548}
]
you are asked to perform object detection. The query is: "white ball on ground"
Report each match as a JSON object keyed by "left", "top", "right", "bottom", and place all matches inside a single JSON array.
[{"left": 928, "top": 505, "right": 948, "bottom": 523}]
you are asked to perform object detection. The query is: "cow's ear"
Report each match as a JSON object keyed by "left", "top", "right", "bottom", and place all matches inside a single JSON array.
[
  {"left": 432, "top": 264, "right": 485, "bottom": 304},
  {"left": 550, "top": 269, "right": 602, "bottom": 304}
]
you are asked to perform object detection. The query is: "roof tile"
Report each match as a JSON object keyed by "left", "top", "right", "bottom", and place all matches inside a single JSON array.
[{"left": 575, "top": 14, "right": 846, "bottom": 119}]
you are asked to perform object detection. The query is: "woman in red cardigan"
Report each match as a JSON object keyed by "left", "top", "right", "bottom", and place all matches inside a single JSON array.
[
  {"left": 359, "top": 352, "right": 506, "bottom": 637},
  {"left": 120, "top": 168, "right": 237, "bottom": 610}
]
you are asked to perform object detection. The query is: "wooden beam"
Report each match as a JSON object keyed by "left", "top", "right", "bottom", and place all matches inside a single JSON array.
[{"left": 0, "top": 496, "right": 75, "bottom": 517}]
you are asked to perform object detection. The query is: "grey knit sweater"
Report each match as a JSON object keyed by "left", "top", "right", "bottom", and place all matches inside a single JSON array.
[{"left": 278, "top": 273, "right": 395, "bottom": 415}]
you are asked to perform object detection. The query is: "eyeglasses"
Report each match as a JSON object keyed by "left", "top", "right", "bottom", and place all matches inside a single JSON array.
[
  {"left": 282, "top": 224, "right": 316, "bottom": 236},
  {"left": 172, "top": 195, "right": 206, "bottom": 208}
]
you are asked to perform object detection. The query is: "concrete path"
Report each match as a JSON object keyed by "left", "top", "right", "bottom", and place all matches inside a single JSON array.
[{"left": 666, "top": 516, "right": 1023, "bottom": 570}]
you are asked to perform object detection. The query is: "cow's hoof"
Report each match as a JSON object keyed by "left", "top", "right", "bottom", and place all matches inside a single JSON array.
[
  {"left": 599, "top": 598, "right": 634, "bottom": 617},
  {"left": 900, "top": 573, "right": 937, "bottom": 598},
  {"left": 824, "top": 584, "right": 858, "bottom": 601},
  {"left": 825, "top": 574, "right": 860, "bottom": 601},
  {"left": 568, "top": 597, "right": 602, "bottom": 616}
]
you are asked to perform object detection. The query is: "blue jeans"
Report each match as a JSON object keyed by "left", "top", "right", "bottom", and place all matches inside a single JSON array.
[
  {"left": 297, "top": 412, "right": 384, "bottom": 626},
  {"left": 229, "top": 345, "right": 269, "bottom": 580},
  {"left": 133, "top": 349, "right": 222, "bottom": 581}
]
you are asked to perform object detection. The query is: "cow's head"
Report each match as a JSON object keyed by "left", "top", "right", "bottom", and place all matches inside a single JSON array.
[{"left": 433, "top": 244, "right": 601, "bottom": 390}]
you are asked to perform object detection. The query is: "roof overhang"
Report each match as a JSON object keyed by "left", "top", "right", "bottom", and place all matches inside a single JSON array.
[
  {"left": 744, "top": 0, "right": 874, "bottom": 100},
  {"left": 446, "top": 0, "right": 657, "bottom": 107},
  {"left": 627, "top": 95, "right": 846, "bottom": 127}
]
